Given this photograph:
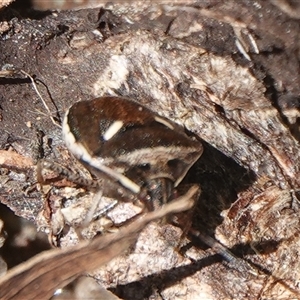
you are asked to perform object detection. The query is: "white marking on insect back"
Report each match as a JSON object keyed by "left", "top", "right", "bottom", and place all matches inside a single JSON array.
[
  {"left": 103, "top": 120, "right": 124, "bottom": 141},
  {"left": 105, "top": 145, "right": 203, "bottom": 187},
  {"left": 62, "top": 109, "right": 76, "bottom": 148},
  {"left": 78, "top": 144, "right": 141, "bottom": 194},
  {"left": 154, "top": 116, "right": 174, "bottom": 130},
  {"left": 62, "top": 111, "right": 140, "bottom": 194}
]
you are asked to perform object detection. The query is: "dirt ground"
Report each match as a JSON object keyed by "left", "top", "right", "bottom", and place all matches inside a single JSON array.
[{"left": 1, "top": 1, "right": 300, "bottom": 299}]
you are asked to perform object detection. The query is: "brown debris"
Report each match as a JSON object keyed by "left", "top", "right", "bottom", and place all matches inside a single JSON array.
[{"left": 0, "top": 150, "right": 33, "bottom": 170}]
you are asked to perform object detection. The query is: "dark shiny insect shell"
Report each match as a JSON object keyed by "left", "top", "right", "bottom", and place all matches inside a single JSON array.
[{"left": 62, "top": 97, "right": 203, "bottom": 210}]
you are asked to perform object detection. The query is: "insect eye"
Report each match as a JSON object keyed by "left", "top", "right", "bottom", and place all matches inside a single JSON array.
[{"left": 137, "top": 163, "right": 151, "bottom": 171}]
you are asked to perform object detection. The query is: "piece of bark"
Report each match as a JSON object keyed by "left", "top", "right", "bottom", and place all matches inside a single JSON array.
[{"left": 0, "top": 0, "right": 14, "bottom": 10}]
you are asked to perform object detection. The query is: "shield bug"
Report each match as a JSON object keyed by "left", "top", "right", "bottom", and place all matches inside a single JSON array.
[{"left": 62, "top": 96, "right": 203, "bottom": 212}]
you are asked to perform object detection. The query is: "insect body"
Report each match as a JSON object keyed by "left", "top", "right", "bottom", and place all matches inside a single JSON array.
[{"left": 62, "top": 97, "right": 203, "bottom": 211}]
